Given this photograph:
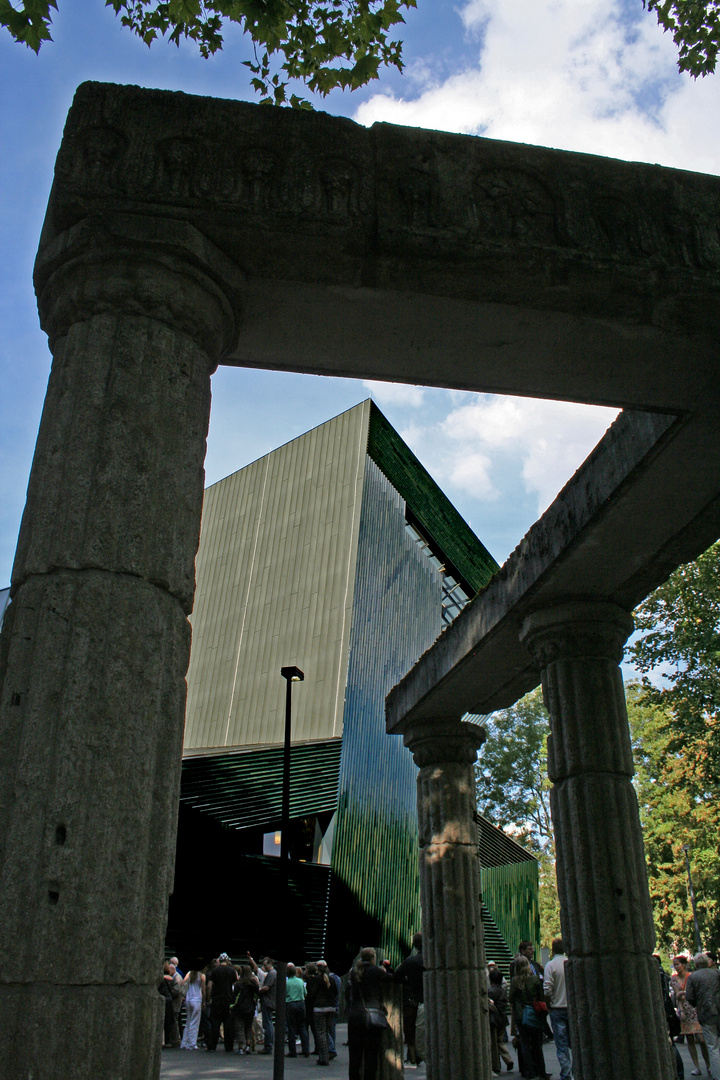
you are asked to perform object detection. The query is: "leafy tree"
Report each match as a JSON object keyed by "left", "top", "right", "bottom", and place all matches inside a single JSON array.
[
  {"left": 4, "top": 1, "right": 720, "bottom": 101},
  {"left": 627, "top": 682, "right": 720, "bottom": 953},
  {"left": 630, "top": 539, "right": 720, "bottom": 785},
  {"left": 475, "top": 687, "right": 561, "bottom": 947},
  {"left": 628, "top": 539, "right": 720, "bottom": 952},
  {"left": 0, "top": 0, "right": 416, "bottom": 106},
  {"left": 645, "top": 0, "right": 720, "bottom": 77}
]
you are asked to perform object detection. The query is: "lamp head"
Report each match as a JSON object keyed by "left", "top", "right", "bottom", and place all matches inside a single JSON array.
[{"left": 281, "top": 666, "right": 304, "bottom": 682}]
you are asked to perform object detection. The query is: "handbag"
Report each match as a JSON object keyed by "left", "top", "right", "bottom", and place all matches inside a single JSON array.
[
  {"left": 358, "top": 986, "right": 390, "bottom": 1031},
  {"left": 533, "top": 999, "right": 548, "bottom": 1015},
  {"left": 365, "top": 1006, "right": 390, "bottom": 1031},
  {"left": 522, "top": 1004, "right": 545, "bottom": 1029}
]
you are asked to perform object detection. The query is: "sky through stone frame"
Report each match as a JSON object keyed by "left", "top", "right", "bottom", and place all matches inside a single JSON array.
[{"left": 1, "top": 0, "right": 719, "bottom": 594}]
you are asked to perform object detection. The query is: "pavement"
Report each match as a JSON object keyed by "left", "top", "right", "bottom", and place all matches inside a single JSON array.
[{"left": 160, "top": 1026, "right": 703, "bottom": 1078}]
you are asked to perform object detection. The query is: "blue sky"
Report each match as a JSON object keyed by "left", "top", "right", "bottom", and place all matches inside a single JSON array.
[{"left": 2, "top": 0, "right": 719, "bottom": 599}]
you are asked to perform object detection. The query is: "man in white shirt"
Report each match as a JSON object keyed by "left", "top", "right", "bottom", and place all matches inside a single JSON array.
[{"left": 544, "top": 938, "right": 572, "bottom": 1080}]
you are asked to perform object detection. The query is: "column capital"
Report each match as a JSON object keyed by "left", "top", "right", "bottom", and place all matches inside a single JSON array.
[
  {"left": 520, "top": 600, "right": 634, "bottom": 670},
  {"left": 402, "top": 718, "right": 486, "bottom": 769},
  {"left": 34, "top": 212, "right": 245, "bottom": 360}
]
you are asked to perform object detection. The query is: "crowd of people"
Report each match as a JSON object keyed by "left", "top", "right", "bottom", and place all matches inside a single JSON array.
[
  {"left": 158, "top": 944, "right": 403, "bottom": 1079},
  {"left": 158, "top": 938, "right": 720, "bottom": 1080}
]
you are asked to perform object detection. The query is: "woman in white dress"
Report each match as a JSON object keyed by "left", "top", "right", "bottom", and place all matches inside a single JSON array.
[{"left": 180, "top": 968, "right": 206, "bottom": 1050}]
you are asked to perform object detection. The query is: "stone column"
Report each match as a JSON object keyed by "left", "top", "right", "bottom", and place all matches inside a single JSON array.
[
  {"left": 520, "top": 602, "right": 674, "bottom": 1080},
  {"left": 0, "top": 214, "right": 242, "bottom": 1080},
  {"left": 402, "top": 719, "right": 492, "bottom": 1080}
]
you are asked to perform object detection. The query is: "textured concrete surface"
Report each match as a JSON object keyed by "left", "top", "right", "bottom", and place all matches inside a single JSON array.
[
  {"left": 522, "top": 603, "right": 674, "bottom": 1080},
  {"left": 404, "top": 721, "right": 491, "bottom": 1080},
  {"left": 0, "top": 214, "right": 241, "bottom": 1079}
]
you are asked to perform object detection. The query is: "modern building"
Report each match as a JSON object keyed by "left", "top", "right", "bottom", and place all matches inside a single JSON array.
[{"left": 166, "top": 400, "right": 537, "bottom": 968}]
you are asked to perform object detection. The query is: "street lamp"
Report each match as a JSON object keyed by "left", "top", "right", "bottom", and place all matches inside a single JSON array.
[
  {"left": 280, "top": 666, "right": 304, "bottom": 864},
  {"left": 682, "top": 844, "right": 703, "bottom": 953},
  {"left": 274, "top": 665, "right": 304, "bottom": 1080}
]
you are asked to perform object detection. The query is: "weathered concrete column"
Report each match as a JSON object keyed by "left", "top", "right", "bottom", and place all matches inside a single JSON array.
[
  {"left": 520, "top": 602, "right": 674, "bottom": 1080},
  {"left": 402, "top": 719, "right": 492, "bottom": 1080},
  {"left": 0, "top": 214, "right": 242, "bottom": 1079}
]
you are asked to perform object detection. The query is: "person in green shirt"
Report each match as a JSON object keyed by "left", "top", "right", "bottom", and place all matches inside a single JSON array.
[{"left": 286, "top": 964, "right": 310, "bottom": 1058}]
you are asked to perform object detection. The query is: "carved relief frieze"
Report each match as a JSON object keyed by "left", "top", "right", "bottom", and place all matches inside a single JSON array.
[
  {"left": 56, "top": 125, "right": 129, "bottom": 193},
  {"left": 319, "top": 158, "right": 361, "bottom": 219},
  {"left": 470, "top": 168, "right": 559, "bottom": 246}
]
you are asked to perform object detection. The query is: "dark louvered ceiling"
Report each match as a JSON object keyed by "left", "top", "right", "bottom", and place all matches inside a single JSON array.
[
  {"left": 180, "top": 739, "right": 342, "bottom": 832},
  {"left": 476, "top": 811, "right": 537, "bottom": 867}
]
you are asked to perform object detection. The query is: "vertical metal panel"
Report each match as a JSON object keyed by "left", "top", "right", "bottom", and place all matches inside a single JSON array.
[
  {"left": 330, "top": 456, "right": 444, "bottom": 965},
  {"left": 480, "top": 861, "right": 541, "bottom": 958},
  {"left": 184, "top": 401, "right": 371, "bottom": 751}
]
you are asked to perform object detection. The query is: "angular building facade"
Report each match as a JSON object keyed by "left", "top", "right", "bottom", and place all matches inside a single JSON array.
[{"left": 167, "top": 401, "right": 532, "bottom": 968}]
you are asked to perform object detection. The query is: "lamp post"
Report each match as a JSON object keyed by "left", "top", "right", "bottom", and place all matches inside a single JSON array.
[
  {"left": 274, "top": 665, "right": 304, "bottom": 1080},
  {"left": 682, "top": 844, "right": 703, "bottom": 953},
  {"left": 280, "top": 666, "right": 304, "bottom": 863}
]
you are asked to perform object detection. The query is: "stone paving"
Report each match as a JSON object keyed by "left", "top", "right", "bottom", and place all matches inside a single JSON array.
[{"left": 159, "top": 1024, "right": 703, "bottom": 1079}]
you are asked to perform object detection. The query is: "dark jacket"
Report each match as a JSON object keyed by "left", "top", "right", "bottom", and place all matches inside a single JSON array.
[
  {"left": 686, "top": 968, "right": 720, "bottom": 1024},
  {"left": 394, "top": 951, "right": 424, "bottom": 1005},
  {"left": 508, "top": 974, "right": 544, "bottom": 1025},
  {"left": 307, "top": 973, "right": 339, "bottom": 1010},
  {"left": 348, "top": 962, "right": 393, "bottom": 1015},
  {"left": 488, "top": 983, "right": 509, "bottom": 1029}
]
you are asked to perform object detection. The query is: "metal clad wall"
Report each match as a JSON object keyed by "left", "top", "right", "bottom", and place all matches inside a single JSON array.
[
  {"left": 480, "top": 860, "right": 541, "bottom": 956},
  {"left": 367, "top": 403, "right": 499, "bottom": 594},
  {"left": 184, "top": 402, "right": 370, "bottom": 751},
  {"left": 330, "top": 457, "right": 444, "bottom": 965}
]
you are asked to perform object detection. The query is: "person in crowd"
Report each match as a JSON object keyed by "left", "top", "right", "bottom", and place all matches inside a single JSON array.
[
  {"left": 394, "top": 932, "right": 424, "bottom": 1067},
  {"left": 510, "top": 942, "right": 544, "bottom": 980},
  {"left": 685, "top": 953, "right": 720, "bottom": 1080},
  {"left": 285, "top": 963, "right": 310, "bottom": 1058},
  {"left": 206, "top": 953, "right": 238, "bottom": 1053},
  {"left": 347, "top": 947, "right": 394, "bottom": 1080},
  {"left": 180, "top": 966, "right": 206, "bottom": 1050},
  {"left": 325, "top": 962, "right": 343, "bottom": 1060},
  {"left": 258, "top": 957, "right": 277, "bottom": 1054},
  {"left": 543, "top": 938, "right": 572, "bottom": 1080},
  {"left": 167, "top": 963, "right": 184, "bottom": 1044},
  {"left": 232, "top": 963, "right": 260, "bottom": 1055},
  {"left": 656, "top": 956, "right": 684, "bottom": 1080},
  {"left": 488, "top": 967, "right": 514, "bottom": 1075},
  {"left": 304, "top": 962, "right": 319, "bottom": 1054},
  {"left": 307, "top": 959, "right": 339, "bottom": 1065},
  {"left": 707, "top": 953, "right": 718, "bottom": 969},
  {"left": 672, "top": 955, "right": 711, "bottom": 1076},
  {"left": 170, "top": 956, "right": 184, "bottom": 978},
  {"left": 158, "top": 966, "right": 175, "bottom": 1049},
  {"left": 509, "top": 955, "right": 550, "bottom": 1080}
]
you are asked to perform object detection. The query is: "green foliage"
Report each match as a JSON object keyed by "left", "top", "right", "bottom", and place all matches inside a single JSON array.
[
  {"left": 0, "top": 0, "right": 415, "bottom": 106},
  {"left": 645, "top": 0, "right": 720, "bottom": 77},
  {"left": 476, "top": 687, "right": 560, "bottom": 947},
  {"left": 0, "top": 0, "right": 56, "bottom": 50},
  {"left": 626, "top": 683, "right": 720, "bottom": 953},
  {"left": 631, "top": 540, "right": 720, "bottom": 783},
  {"left": 476, "top": 687, "right": 553, "bottom": 855},
  {"left": 629, "top": 540, "right": 720, "bottom": 952}
]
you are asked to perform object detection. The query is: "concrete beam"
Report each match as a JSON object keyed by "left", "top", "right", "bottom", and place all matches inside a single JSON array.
[{"left": 386, "top": 407, "right": 720, "bottom": 723}]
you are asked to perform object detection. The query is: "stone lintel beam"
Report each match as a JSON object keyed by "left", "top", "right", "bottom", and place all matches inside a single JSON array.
[
  {"left": 44, "top": 81, "right": 720, "bottom": 413},
  {"left": 400, "top": 717, "right": 492, "bottom": 1080},
  {"left": 0, "top": 215, "right": 242, "bottom": 1080},
  {"left": 520, "top": 601, "right": 674, "bottom": 1080}
]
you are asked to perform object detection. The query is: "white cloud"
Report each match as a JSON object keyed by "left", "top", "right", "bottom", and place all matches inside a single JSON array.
[
  {"left": 426, "top": 395, "right": 618, "bottom": 514},
  {"left": 363, "top": 380, "right": 426, "bottom": 407},
  {"left": 354, "top": 0, "right": 720, "bottom": 177}
]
